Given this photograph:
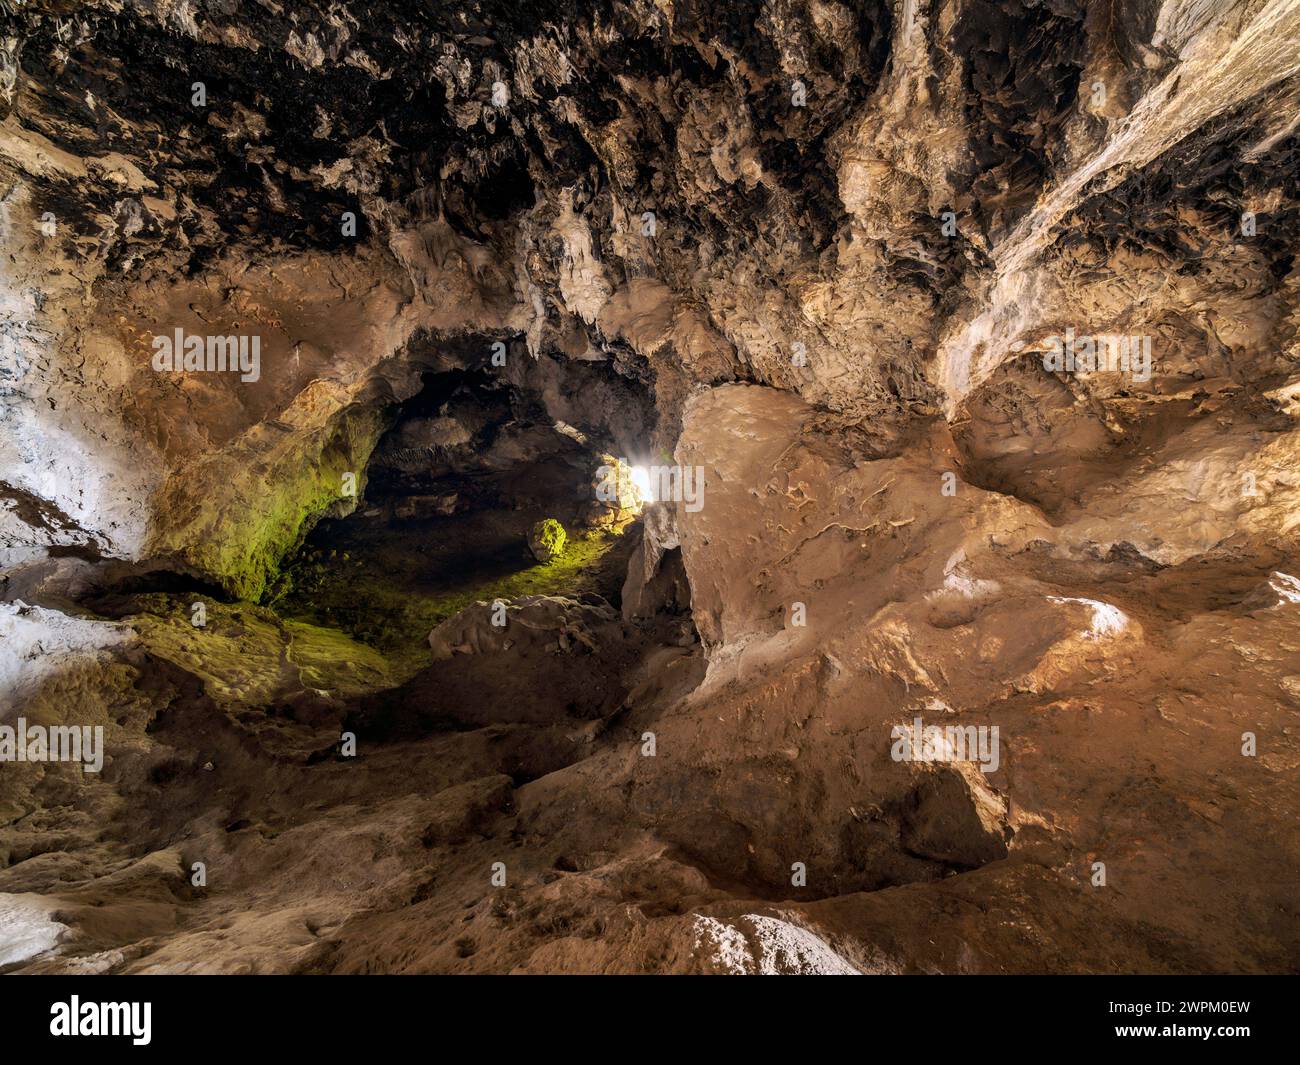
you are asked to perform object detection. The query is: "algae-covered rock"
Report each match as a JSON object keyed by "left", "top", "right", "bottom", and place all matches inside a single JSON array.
[
  {"left": 146, "top": 402, "right": 392, "bottom": 602},
  {"left": 527, "top": 519, "right": 567, "bottom": 563}
]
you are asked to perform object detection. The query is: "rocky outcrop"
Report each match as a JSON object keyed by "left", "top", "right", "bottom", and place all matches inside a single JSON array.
[{"left": 427, "top": 593, "right": 617, "bottom": 661}]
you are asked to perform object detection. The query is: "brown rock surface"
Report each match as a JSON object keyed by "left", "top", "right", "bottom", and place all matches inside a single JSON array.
[{"left": 1, "top": 0, "right": 1299, "bottom": 975}]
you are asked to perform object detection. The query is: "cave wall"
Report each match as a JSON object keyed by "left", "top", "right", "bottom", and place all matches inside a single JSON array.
[
  {"left": 3, "top": 1, "right": 1299, "bottom": 602},
  {"left": 2, "top": 0, "right": 1300, "bottom": 977}
]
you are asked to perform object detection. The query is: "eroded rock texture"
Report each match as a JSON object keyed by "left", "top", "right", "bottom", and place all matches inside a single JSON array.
[{"left": 1, "top": 0, "right": 1299, "bottom": 974}]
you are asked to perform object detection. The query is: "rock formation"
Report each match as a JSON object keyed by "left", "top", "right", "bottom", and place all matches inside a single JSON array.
[{"left": 1, "top": 0, "right": 1298, "bottom": 974}]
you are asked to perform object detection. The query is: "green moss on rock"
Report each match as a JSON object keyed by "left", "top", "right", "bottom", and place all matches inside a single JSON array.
[
  {"left": 527, "top": 518, "right": 568, "bottom": 563},
  {"left": 147, "top": 404, "right": 392, "bottom": 602},
  {"left": 277, "top": 528, "right": 625, "bottom": 678}
]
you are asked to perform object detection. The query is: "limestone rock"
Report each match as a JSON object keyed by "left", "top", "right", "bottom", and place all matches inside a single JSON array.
[
  {"left": 427, "top": 594, "right": 618, "bottom": 661},
  {"left": 2, "top": 0, "right": 1299, "bottom": 979},
  {"left": 526, "top": 518, "right": 567, "bottom": 563}
]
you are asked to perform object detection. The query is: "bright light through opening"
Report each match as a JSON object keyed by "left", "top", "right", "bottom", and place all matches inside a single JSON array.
[{"left": 629, "top": 465, "right": 652, "bottom": 503}]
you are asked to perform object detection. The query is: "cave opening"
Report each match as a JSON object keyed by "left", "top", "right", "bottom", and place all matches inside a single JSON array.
[{"left": 269, "top": 358, "right": 651, "bottom": 673}]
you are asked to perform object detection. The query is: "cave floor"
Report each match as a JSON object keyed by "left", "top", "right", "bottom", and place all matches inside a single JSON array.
[{"left": 272, "top": 506, "right": 637, "bottom": 677}]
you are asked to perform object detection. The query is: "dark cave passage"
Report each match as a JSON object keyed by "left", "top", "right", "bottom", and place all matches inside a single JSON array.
[{"left": 270, "top": 362, "right": 646, "bottom": 670}]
